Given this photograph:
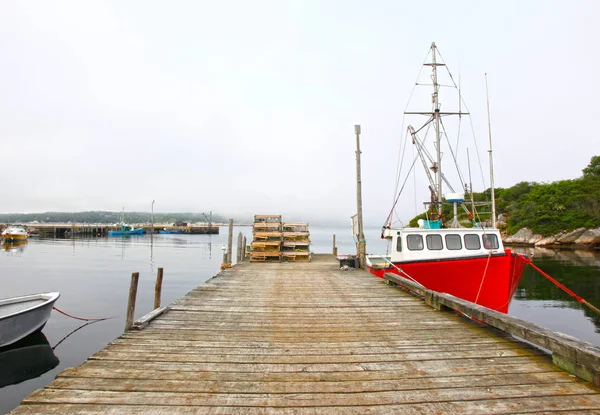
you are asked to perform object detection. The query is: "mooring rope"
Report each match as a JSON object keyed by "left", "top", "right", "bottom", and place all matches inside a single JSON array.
[
  {"left": 519, "top": 256, "right": 600, "bottom": 316},
  {"left": 53, "top": 306, "right": 115, "bottom": 322},
  {"left": 474, "top": 251, "right": 493, "bottom": 305}
]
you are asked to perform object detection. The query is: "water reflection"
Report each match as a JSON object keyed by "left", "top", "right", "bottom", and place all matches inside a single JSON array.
[
  {"left": 1, "top": 240, "right": 28, "bottom": 255},
  {"left": 0, "top": 332, "right": 59, "bottom": 388},
  {"left": 511, "top": 247, "right": 600, "bottom": 330}
]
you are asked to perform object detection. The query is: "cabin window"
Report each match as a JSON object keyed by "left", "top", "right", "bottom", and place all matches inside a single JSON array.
[
  {"left": 407, "top": 235, "right": 424, "bottom": 250},
  {"left": 464, "top": 234, "right": 481, "bottom": 250},
  {"left": 426, "top": 234, "right": 443, "bottom": 250},
  {"left": 396, "top": 236, "right": 402, "bottom": 252},
  {"left": 445, "top": 234, "right": 462, "bottom": 250},
  {"left": 483, "top": 234, "right": 499, "bottom": 249}
]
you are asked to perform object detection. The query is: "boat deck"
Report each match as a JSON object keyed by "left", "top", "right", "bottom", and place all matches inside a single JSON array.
[{"left": 11, "top": 254, "right": 600, "bottom": 414}]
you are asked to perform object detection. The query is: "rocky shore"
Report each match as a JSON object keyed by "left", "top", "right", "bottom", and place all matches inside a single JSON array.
[{"left": 503, "top": 227, "right": 600, "bottom": 250}]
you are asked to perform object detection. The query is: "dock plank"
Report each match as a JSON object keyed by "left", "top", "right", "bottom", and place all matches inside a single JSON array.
[{"left": 11, "top": 254, "right": 600, "bottom": 414}]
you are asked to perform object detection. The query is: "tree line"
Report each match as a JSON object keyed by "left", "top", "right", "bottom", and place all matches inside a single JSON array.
[
  {"left": 409, "top": 156, "right": 600, "bottom": 236},
  {"left": 0, "top": 211, "right": 230, "bottom": 225}
]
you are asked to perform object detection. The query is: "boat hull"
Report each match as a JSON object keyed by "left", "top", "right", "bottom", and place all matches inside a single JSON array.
[
  {"left": 108, "top": 228, "right": 144, "bottom": 236},
  {"left": 367, "top": 250, "right": 526, "bottom": 313},
  {"left": 2, "top": 234, "right": 28, "bottom": 241},
  {"left": 0, "top": 292, "right": 60, "bottom": 347}
]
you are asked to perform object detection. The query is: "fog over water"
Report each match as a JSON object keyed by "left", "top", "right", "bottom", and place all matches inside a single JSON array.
[{"left": 1, "top": 1, "right": 598, "bottom": 225}]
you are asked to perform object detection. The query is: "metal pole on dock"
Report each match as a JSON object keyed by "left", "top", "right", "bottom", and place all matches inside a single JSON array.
[
  {"left": 125, "top": 272, "right": 139, "bottom": 331},
  {"left": 355, "top": 125, "right": 366, "bottom": 269},
  {"left": 227, "top": 219, "right": 233, "bottom": 265},
  {"left": 154, "top": 267, "right": 164, "bottom": 309}
]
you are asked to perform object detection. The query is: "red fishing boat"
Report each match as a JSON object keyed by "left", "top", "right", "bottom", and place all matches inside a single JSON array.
[{"left": 365, "top": 43, "right": 527, "bottom": 313}]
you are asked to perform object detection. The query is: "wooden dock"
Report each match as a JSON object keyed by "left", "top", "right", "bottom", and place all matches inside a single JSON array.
[
  {"left": 18, "top": 223, "right": 219, "bottom": 237},
  {"left": 11, "top": 254, "right": 600, "bottom": 414}
]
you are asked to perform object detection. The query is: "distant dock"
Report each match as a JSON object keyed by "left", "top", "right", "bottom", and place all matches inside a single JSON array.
[
  {"left": 17, "top": 223, "right": 219, "bottom": 237},
  {"left": 10, "top": 254, "right": 600, "bottom": 413}
]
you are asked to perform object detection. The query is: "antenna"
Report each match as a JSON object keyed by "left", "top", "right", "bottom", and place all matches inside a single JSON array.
[
  {"left": 466, "top": 148, "right": 475, "bottom": 217},
  {"left": 485, "top": 73, "right": 496, "bottom": 228}
]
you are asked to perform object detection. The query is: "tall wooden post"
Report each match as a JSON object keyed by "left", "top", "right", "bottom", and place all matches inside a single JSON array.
[
  {"left": 355, "top": 125, "right": 366, "bottom": 269},
  {"left": 236, "top": 232, "right": 243, "bottom": 263},
  {"left": 227, "top": 219, "right": 233, "bottom": 265},
  {"left": 242, "top": 236, "right": 247, "bottom": 261},
  {"left": 154, "top": 267, "right": 164, "bottom": 309},
  {"left": 125, "top": 272, "right": 139, "bottom": 331},
  {"left": 332, "top": 234, "right": 338, "bottom": 256}
]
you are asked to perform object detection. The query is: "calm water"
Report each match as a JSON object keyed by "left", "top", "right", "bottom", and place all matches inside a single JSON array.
[{"left": 0, "top": 226, "right": 599, "bottom": 413}]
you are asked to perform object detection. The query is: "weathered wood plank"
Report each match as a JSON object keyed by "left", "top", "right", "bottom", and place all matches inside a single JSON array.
[
  {"left": 57, "top": 361, "right": 562, "bottom": 382},
  {"left": 10, "top": 401, "right": 600, "bottom": 415},
  {"left": 21, "top": 383, "right": 600, "bottom": 406},
  {"left": 48, "top": 371, "right": 576, "bottom": 394}
]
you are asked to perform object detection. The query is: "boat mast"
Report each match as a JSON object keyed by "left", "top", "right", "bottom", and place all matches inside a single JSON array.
[
  {"left": 485, "top": 73, "right": 496, "bottom": 228},
  {"left": 431, "top": 42, "right": 443, "bottom": 216}
]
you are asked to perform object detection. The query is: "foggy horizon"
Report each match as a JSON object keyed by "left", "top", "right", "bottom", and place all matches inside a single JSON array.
[{"left": 2, "top": 1, "right": 598, "bottom": 226}]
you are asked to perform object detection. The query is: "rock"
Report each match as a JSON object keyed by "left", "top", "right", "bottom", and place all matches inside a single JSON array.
[
  {"left": 527, "top": 233, "right": 544, "bottom": 244},
  {"left": 556, "top": 227, "right": 587, "bottom": 244},
  {"left": 535, "top": 235, "right": 558, "bottom": 246},
  {"left": 574, "top": 228, "right": 600, "bottom": 245},
  {"left": 505, "top": 228, "right": 533, "bottom": 244}
]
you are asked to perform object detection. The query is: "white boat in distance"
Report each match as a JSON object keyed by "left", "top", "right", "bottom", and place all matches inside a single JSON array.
[
  {"left": 1, "top": 225, "right": 28, "bottom": 242},
  {"left": 0, "top": 292, "right": 60, "bottom": 347}
]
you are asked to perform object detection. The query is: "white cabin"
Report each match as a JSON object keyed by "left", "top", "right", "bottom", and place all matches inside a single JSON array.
[{"left": 381, "top": 227, "right": 505, "bottom": 263}]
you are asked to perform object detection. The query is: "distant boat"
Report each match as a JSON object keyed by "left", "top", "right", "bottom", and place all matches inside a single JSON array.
[
  {"left": 0, "top": 331, "right": 59, "bottom": 387},
  {"left": 108, "top": 224, "right": 144, "bottom": 236},
  {"left": 0, "top": 292, "right": 60, "bottom": 347},
  {"left": 2, "top": 225, "right": 28, "bottom": 242},
  {"left": 159, "top": 228, "right": 185, "bottom": 235}
]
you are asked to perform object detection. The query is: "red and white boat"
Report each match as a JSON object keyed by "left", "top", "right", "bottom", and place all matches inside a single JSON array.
[
  {"left": 366, "top": 43, "right": 527, "bottom": 313},
  {"left": 366, "top": 227, "right": 526, "bottom": 313}
]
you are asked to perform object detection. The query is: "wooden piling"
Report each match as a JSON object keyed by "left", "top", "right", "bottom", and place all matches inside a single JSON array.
[
  {"left": 236, "top": 232, "right": 243, "bottom": 263},
  {"left": 154, "top": 268, "right": 164, "bottom": 309},
  {"left": 242, "top": 236, "right": 247, "bottom": 261},
  {"left": 227, "top": 219, "right": 233, "bottom": 265},
  {"left": 124, "top": 272, "right": 139, "bottom": 331},
  {"left": 333, "top": 234, "right": 338, "bottom": 256}
]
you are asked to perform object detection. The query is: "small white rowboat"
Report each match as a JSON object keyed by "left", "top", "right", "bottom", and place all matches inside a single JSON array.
[{"left": 0, "top": 292, "right": 60, "bottom": 347}]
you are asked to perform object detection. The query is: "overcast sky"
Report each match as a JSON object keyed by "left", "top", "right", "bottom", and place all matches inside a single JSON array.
[{"left": 1, "top": 1, "right": 598, "bottom": 225}]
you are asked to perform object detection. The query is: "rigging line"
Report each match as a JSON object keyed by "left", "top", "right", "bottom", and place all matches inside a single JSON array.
[
  {"left": 392, "top": 128, "right": 412, "bottom": 223},
  {"left": 392, "top": 48, "right": 431, "bottom": 218},
  {"left": 439, "top": 118, "right": 467, "bottom": 189},
  {"left": 384, "top": 152, "right": 420, "bottom": 227}
]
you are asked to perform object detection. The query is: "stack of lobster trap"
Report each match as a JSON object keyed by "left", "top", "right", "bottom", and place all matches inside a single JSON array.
[{"left": 250, "top": 215, "right": 310, "bottom": 262}]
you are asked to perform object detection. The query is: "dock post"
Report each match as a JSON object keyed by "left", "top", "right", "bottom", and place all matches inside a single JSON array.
[
  {"left": 227, "top": 219, "right": 233, "bottom": 265},
  {"left": 333, "top": 234, "right": 338, "bottom": 256},
  {"left": 242, "top": 236, "right": 247, "bottom": 261},
  {"left": 154, "top": 267, "right": 164, "bottom": 309},
  {"left": 355, "top": 124, "right": 367, "bottom": 269},
  {"left": 237, "top": 232, "right": 243, "bottom": 263},
  {"left": 125, "top": 272, "right": 140, "bottom": 331}
]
